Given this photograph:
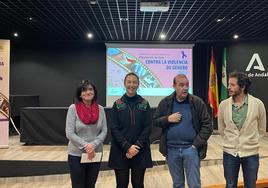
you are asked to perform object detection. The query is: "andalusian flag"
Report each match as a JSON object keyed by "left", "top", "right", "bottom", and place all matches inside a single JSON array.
[
  {"left": 208, "top": 48, "right": 219, "bottom": 118},
  {"left": 221, "top": 48, "right": 228, "bottom": 101}
]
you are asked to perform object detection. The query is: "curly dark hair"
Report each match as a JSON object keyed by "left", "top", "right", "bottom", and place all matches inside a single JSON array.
[
  {"left": 229, "top": 72, "right": 251, "bottom": 94},
  {"left": 75, "top": 80, "right": 97, "bottom": 102}
]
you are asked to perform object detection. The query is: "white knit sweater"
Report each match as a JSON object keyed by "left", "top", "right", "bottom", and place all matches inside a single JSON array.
[{"left": 218, "top": 94, "right": 266, "bottom": 157}]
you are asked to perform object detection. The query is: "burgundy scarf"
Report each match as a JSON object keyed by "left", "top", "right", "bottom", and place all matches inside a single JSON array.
[{"left": 75, "top": 101, "right": 99, "bottom": 125}]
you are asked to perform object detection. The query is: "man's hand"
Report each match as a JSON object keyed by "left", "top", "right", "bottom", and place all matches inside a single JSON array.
[{"left": 168, "top": 112, "right": 182, "bottom": 123}]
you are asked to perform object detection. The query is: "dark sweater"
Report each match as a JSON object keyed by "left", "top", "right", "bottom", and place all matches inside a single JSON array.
[{"left": 166, "top": 100, "right": 196, "bottom": 148}]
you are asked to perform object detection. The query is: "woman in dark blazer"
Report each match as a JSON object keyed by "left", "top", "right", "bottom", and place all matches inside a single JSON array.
[{"left": 108, "top": 72, "right": 153, "bottom": 188}]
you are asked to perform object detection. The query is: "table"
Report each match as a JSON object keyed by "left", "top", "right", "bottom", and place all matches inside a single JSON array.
[{"left": 20, "top": 107, "right": 161, "bottom": 145}]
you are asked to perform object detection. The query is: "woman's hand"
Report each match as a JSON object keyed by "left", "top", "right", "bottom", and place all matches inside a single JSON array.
[
  {"left": 87, "top": 150, "right": 95, "bottom": 160},
  {"left": 84, "top": 143, "right": 94, "bottom": 153},
  {"left": 126, "top": 145, "right": 140, "bottom": 159}
]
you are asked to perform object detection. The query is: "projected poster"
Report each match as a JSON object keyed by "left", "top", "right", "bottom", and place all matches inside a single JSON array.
[{"left": 106, "top": 46, "right": 193, "bottom": 107}]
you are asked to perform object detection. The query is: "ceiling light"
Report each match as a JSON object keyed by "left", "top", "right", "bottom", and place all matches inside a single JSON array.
[
  {"left": 89, "top": 0, "right": 97, "bottom": 5},
  {"left": 13, "top": 32, "right": 19, "bottom": 37},
  {"left": 27, "top": 17, "right": 37, "bottom": 23},
  {"left": 216, "top": 18, "right": 223, "bottom": 22},
  {"left": 233, "top": 34, "right": 239, "bottom": 39},
  {"left": 120, "top": 18, "right": 129, "bottom": 21},
  {"left": 87, "top": 33, "right": 93, "bottom": 39},
  {"left": 160, "top": 33, "right": 166, "bottom": 40}
]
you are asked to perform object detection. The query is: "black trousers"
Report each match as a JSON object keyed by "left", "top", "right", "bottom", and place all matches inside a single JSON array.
[
  {"left": 68, "top": 155, "right": 101, "bottom": 188},
  {"left": 114, "top": 168, "right": 146, "bottom": 188}
]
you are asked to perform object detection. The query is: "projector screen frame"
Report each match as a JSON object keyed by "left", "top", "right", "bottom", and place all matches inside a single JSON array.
[{"left": 105, "top": 43, "right": 195, "bottom": 107}]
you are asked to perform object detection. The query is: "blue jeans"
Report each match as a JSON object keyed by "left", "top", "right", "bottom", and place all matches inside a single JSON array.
[
  {"left": 223, "top": 152, "right": 259, "bottom": 188},
  {"left": 167, "top": 146, "right": 200, "bottom": 188}
]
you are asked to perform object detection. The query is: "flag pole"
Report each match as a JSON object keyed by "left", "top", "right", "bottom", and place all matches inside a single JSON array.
[{"left": 211, "top": 108, "right": 214, "bottom": 129}]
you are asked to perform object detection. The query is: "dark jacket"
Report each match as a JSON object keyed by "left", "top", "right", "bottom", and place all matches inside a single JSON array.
[
  {"left": 108, "top": 94, "right": 153, "bottom": 169},
  {"left": 153, "top": 92, "right": 212, "bottom": 159}
]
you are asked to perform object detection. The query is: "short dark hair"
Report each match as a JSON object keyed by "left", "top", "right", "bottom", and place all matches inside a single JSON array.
[
  {"left": 229, "top": 72, "right": 251, "bottom": 94},
  {"left": 173, "top": 74, "right": 188, "bottom": 84},
  {"left": 75, "top": 80, "right": 97, "bottom": 102},
  {"left": 124, "top": 72, "right": 139, "bottom": 84}
]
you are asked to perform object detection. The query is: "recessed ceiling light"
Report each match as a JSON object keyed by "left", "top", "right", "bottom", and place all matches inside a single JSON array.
[
  {"left": 89, "top": 0, "right": 97, "bottom": 5},
  {"left": 87, "top": 33, "right": 93, "bottom": 39},
  {"left": 160, "top": 33, "right": 166, "bottom": 40},
  {"left": 13, "top": 32, "right": 19, "bottom": 37},
  {"left": 233, "top": 34, "right": 239, "bottom": 39},
  {"left": 120, "top": 18, "right": 129, "bottom": 21},
  {"left": 27, "top": 17, "right": 37, "bottom": 23}
]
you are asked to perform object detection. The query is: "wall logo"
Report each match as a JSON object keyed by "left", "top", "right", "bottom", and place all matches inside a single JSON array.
[
  {"left": 246, "top": 53, "right": 267, "bottom": 78},
  {"left": 181, "top": 51, "right": 187, "bottom": 59},
  {"left": 246, "top": 53, "right": 265, "bottom": 71}
]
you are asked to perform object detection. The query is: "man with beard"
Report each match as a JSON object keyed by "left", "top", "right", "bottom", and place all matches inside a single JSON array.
[
  {"left": 153, "top": 74, "right": 212, "bottom": 188},
  {"left": 218, "top": 72, "right": 266, "bottom": 188}
]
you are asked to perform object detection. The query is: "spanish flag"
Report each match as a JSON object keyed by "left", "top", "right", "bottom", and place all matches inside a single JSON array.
[{"left": 208, "top": 48, "right": 219, "bottom": 118}]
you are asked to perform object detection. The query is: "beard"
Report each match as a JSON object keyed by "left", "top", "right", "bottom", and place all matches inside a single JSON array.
[{"left": 229, "top": 88, "right": 243, "bottom": 97}]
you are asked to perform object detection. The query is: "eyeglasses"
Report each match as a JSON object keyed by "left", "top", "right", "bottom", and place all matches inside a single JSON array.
[{"left": 82, "top": 87, "right": 94, "bottom": 92}]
